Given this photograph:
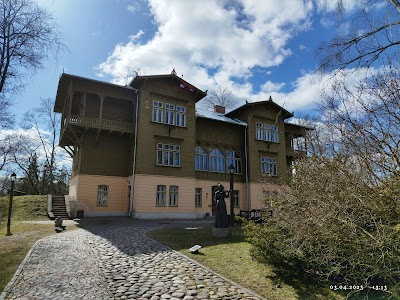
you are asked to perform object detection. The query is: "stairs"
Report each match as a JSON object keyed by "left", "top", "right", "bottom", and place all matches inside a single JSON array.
[{"left": 50, "top": 196, "right": 70, "bottom": 220}]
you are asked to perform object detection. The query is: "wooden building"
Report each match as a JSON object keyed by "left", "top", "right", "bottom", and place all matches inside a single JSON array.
[{"left": 54, "top": 72, "right": 309, "bottom": 218}]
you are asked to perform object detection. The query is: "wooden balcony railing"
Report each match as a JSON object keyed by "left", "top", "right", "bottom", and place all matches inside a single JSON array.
[
  {"left": 63, "top": 115, "right": 134, "bottom": 133},
  {"left": 286, "top": 147, "right": 307, "bottom": 157}
]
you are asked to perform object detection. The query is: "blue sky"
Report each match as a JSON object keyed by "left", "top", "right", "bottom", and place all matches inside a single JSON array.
[{"left": 13, "top": 0, "right": 371, "bottom": 120}]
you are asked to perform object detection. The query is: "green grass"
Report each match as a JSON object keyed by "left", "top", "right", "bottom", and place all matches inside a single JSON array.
[
  {"left": 0, "top": 195, "right": 49, "bottom": 222},
  {"left": 0, "top": 195, "right": 80, "bottom": 293},
  {"left": 147, "top": 226, "right": 342, "bottom": 300}
]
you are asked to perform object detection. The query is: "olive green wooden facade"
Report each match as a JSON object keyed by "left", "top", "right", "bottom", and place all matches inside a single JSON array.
[{"left": 54, "top": 72, "right": 308, "bottom": 218}]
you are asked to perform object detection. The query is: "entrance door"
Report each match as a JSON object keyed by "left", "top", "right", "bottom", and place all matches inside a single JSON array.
[{"left": 211, "top": 186, "right": 218, "bottom": 216}]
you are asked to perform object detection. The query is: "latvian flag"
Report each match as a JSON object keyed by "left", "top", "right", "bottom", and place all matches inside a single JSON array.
[{"left": 179, "top": 81, "right": 195, "bottom": 92}]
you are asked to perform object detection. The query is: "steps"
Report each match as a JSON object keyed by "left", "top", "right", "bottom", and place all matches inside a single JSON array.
[{"left": 50, "top": 196, "right": 70, "bottom": 220}]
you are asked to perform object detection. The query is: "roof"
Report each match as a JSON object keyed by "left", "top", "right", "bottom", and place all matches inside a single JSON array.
[
  {"left": 284, "top": 121, "right": 314, "bottom": 131},
  {"left": 226, "top": 97, "right": 294, "bottom": 119},
  {"left": 195, "top": 108, "right": 248, "bottom": 126},
  {"left": 129, "top": 73, "right": 207, "bottom": 102},
  {"left": 54, "top": 73, "right": 136, "bottom": 113}
]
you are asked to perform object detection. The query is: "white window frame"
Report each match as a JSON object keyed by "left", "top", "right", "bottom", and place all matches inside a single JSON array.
[
  {"left": 209, "top": 148, "right": 225, "bottom": 173},
  {"left": 256, "top": 122, "right": 278, "bottom": 143},
  {"left": 256, "top": 122, "right": 263, "bottom": 140},
  {"left": 97, "top": 185, "right": 108, "bottom": 206},
  {"left": 157, "top": 143, "right": 180, "bottom": 167},
  {"left": 261, "top": 157, "right": 277, "bottom": 176},
  {"left": 152, "top": 101, "right": 163, "bottom": 123},
  {"left": 195, "top": 146, "right": 208, "bottom": 171},
  {"left": 176, "top": 105, "right": 186, "bottom": 127},
  {"left": 227, "top": 150, "right": 241, "bottom": 174},
  {"left": 233, "top": 190, "right": 239, "bottom": 207},
  {"left": 271, "top": 125, "right": 279, "bottom": 143},
  {"left": 195, "top": 188, "right": 202, "bottom": 207},
  {"left": 156, "top": 185, "right": 166, "bottom": 206},
  {"left": 264, "top": 123, "right": 271, "bottom": 141},
  {"left": 164, "top": 103, "right": 175, "bottom": 125},
  {"left": 169, "top": 185, "right": 179, "bottom": 206}
]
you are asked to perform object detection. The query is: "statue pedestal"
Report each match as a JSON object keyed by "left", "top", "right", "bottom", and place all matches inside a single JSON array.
[{"left": 212, "top": 227, "right": 232, "bottom": 238}]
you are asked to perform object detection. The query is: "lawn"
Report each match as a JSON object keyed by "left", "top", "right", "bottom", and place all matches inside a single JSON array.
[
  {"left": 0, "top": 195, "right": 49, "bottom": 222},
  {"left": 147, "top": 225, "right": 342, "bottom": 300},
  {"left": 0, "top": 195, "right": 80, "bottom": 293}
]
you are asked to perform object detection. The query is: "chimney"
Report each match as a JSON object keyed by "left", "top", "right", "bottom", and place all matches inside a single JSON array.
[{"left": 214, "top": 105, "right": 225, "bottom": 114}]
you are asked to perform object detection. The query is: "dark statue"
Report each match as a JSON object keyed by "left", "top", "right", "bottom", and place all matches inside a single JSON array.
[{"left": 215, "top": 183, "right": 230, "bottom": 228}]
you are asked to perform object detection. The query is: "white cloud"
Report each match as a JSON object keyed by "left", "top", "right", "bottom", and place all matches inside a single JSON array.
[
  {"left": 96, "top": 0, "right": 378, "bottom": 114},
  {"left": 261, "top": 80, "right": 285, "bottom": 93},
  {"left": 127, "top": 3, "right": 140, "bottom": 13},
  {"left": 96, "top": 0, "right": 314, "bottom": 91},
  {"left": 320, "top": 17, "right": 334, "bottom": 28},
  {"left": 314, "top": 0, "right": 359, "bottom": 12}
]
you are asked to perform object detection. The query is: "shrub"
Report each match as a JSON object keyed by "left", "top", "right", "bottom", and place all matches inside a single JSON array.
[{"left": 244, "top": 156, "right": 400, "bottom": 298}]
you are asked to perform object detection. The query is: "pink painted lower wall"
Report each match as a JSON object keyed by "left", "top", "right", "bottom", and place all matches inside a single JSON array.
[
  {"left": 69, "top": 174, "right": 130, "bottom": 216},
  {"left": 68, "top": 173, "right": 280, "bottom": 218}
]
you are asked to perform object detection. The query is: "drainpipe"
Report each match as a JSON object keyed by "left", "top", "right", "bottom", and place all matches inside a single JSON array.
[
  {"left": 129, "top": 89, "right": 140, "bottom": 217},
  {"left": 244, "top": 125, "right": 250, "bottom": 210}
]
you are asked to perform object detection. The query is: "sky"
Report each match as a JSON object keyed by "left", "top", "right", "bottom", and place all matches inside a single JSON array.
[{"left": 12, "top": 0, "right": 379, "bottom": 120}]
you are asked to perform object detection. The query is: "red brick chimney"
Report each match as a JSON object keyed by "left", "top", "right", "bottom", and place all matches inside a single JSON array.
[{"left": 214, "top": 105, "right": 225, "bottom": 114}]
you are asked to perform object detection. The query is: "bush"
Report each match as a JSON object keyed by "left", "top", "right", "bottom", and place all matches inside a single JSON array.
[{"left": 244, "top": 156, "right": 400, "bottom": 298}]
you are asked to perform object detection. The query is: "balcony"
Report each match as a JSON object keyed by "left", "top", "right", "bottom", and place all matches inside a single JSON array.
[
  {"left": 286, "top": 147, "right": 307, "bottom": 158},
  {"left": 65, "top": 115, "right": 133, "bottom": 132},
  {"left": 60, "top": 115, "right": 134, "bottom": 147}
]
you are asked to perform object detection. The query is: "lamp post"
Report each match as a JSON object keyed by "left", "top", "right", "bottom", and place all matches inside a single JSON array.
[
  {"left": 228, "top": 164, "right": 235, "bottom": 226},
  {"left": 6, "top": 172, "right": 16, "bottom": 236}
]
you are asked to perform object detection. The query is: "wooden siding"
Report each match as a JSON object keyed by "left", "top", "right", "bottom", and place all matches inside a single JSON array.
[
  {"left": 134, "top": 78, "right": 197, "bottom": 178},
  {"left": 79, "top": 131, "right": 132, "bottom": 176}
]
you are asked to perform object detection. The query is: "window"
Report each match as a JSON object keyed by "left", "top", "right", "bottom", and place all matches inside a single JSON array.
[
  {"left": 233, "top": 190, "right": 239, "bottom": 207},
  {"left": 152, "top": 101, "right": 163, "bottom": 123},
  {"left": 97, "top": 185, "right": 108, "bottom": 206},
  {"left": 264, "top": 124, "right": 271, "bottom": 141},
  {"left": 256, "top": 122, "right": 278, "bottom": 143},
  {"left": 261, "top": 157, "right": 277, "bottom": 176},
  {"left": 271, "top": 125, "right": 279, "bottom": 143},
  {"left": 195, "top": 146, "right": 208, "bottom": 171},
  {"left": 152, "top": 100, "right": 186, "bottom": 127},
  {"left": 195, "top": 188, "right": 202, "bottom": 207},
  {"left": 209, "top": 148, "right": 225, "bottom": 173},
  {"left": 176, "top": 106, "right": 186, "bottom": 127},
  {"left": 169, "top": 185, "right": 179, "bottom": 206},
  {"left": 164, "top": 103, "right": 175, "bottom": 125},
  {"left": 156, "top": 185, "right": 166, "bottom": 206},
  {"left": 227, "top": 150, "right": 241, "bottom": 174},
  {"left": 157, "top": 143, "right": 180, "bottom": 167},
  {"left": 256, "top": 122, "right": 263, "bottom": 140}
]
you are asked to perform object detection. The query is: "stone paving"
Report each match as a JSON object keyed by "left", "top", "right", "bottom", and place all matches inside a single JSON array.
[{"left": 0, "top": 218, "right": 264, "bottom": 300}]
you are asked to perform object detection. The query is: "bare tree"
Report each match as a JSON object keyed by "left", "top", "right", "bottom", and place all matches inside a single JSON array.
[
  {"left": 22, "top": 98, "right": 60, "bottom": 194},
  {"left": 319, "top": 62, "right": 400, "bottom": 181},
  {"left": 0, "top": 0, "right": 63, "bottom": 127},
  {"left": 0, "top": 134, "right": 19, "bottom": 172},
  {"left": 317, "top": 0, "right": 400, "bottom": 73},
  {"left": 203, "top": 86, "right": 236, "bottom": 111}
]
